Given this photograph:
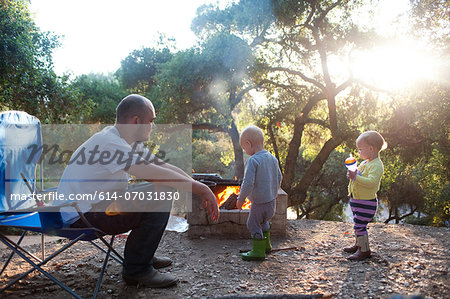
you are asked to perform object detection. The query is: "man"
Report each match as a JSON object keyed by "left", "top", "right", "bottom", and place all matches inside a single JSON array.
[{"left": 57, "top": 94, "right": 219, "bottom": 287}]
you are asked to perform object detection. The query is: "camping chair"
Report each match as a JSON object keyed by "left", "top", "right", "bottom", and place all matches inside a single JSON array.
[{"left": 0, "top": 111, "right": 124, "bottom": 298}]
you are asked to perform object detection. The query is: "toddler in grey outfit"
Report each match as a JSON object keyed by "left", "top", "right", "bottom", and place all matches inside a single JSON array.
[{"left": 236, "top": 126, "right": 282, "bottom": 261}]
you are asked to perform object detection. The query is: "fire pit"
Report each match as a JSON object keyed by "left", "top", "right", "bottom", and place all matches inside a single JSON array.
[{"left": 188, "top": 174, "right": 287, "bottom": 238}]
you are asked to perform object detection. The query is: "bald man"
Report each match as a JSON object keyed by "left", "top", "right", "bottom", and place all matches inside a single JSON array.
[{"left": 57, "top": 94, "right": 219, "bottom": 288}]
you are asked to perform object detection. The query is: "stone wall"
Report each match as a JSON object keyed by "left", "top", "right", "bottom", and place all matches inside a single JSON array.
[{"left": 187, "top": 188, "right": 287, "bottom": 238}]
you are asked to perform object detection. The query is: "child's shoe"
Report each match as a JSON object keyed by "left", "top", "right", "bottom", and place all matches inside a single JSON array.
[
  {"left": 348, "top": 234, "right": 371, "bottom": 261},
  {"left": 242, "top": 237, "right": 266, "bottom": 261},
  {"left": 263, "top": 230, "right": 272, "bottom": 253},
  {"left": 344, "top": 234, "right": 358, "bottom": 253},
  {"left": 343, "top": 245, "right": 358, "bottom": 253}
]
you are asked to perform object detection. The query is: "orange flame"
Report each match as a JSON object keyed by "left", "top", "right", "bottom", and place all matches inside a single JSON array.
[
  {"left": 216, "top": 186, "right": 251, "bottom": 210},
  {"left": 217, "top": 186, "right": 240, "bottom": 207},
  {"left": 241, "top": 199, "right": 251, "bottom": 209}
]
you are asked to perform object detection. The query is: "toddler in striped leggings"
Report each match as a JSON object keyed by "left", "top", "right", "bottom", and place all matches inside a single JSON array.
[{"left": 345, "top": 131, "right": 387, "bottom": 261}]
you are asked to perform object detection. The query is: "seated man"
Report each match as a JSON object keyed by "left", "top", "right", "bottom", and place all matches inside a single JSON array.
[{"left": 57, "top": 94, "right": 219, "bottom": 288}]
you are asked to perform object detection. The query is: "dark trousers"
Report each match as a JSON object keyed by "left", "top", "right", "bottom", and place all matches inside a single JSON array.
[
  {"left": 72, "top": 211, "right": 170, "bottom": 276},
  {"left": 71, "top": 183, "right": 172, "bottom": 276}
]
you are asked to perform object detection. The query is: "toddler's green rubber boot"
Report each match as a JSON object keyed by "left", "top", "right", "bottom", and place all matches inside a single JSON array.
[
  {"left": 263, "top": 230, "right": 272, "bottom": 253},
  {"left": 241, "top": 238, "right": 266, "bottom": 261}
]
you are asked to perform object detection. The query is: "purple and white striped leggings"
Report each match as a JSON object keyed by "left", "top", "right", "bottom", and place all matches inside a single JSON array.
[{"left": 350, "top": 197, "right": 377, "bottom": 236}]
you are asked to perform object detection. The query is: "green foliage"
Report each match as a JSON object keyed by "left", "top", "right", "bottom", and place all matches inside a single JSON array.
[
  {"left": 201, "top": 32, "right": 253, "bottom": 86},
  {"left": 3, "top": 0, "right": 448, "bottom": 227},
  {"left": 419, "top": 150, "right": 449, "bottom": 226},
  {"left": 0, "top": 0, "right": 91, "bottom": 123},
  {"left": 192, "top": 137, "right": 234, "bottom": 177},
  {"left": 378, "top": 80, "right": 450, "bottom": 225},
  {"left": 154, "top": 48, "right": 216, "bottom": 123},
  {"left": 116, "top": 47, "right": 173, "bottom": 93},
  {"left": 70, "top": 73, "right": 127, "bottom": 123},
  {"left": 153, "top": 32, "right": 254, "bottom": 124},
  {"left": 192, "top": 0, "right": 275, "bottom": 39},
  {"left": 300, "top": 150, "right": 349, "bottom": 219},
  {"left": 0, "top": 0, "right": 57, "bottom": 81},
  {"left": 409, "top": 0, "right": 450, "bottom": 48},
  {"left": 379, "top": 144, "right": 448, "bottom": 226}
]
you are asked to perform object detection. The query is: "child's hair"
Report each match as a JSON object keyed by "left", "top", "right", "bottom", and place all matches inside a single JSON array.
[
  {"left": 357, "top": 131, "right": 387, "bottom": 152},
  {"left": 240, "top": 125, "right": 264, "bottom": 146}
]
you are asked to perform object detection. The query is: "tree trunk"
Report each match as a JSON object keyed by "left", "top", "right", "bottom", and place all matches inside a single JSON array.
[
  {"left": 228, "top": 120, "right": 244, "bottom": 179},
  {"left": 267, "top": 121, "right": 282, "bottom": 172},
  {"left": 289, "top": 136, "right": 343, "bottom": 207},
  {"left": 281, "top": 93, "right": 324, "bottom": 193},
  {"left": 281, "top": 115, "right": 306, "bottom": 193}
]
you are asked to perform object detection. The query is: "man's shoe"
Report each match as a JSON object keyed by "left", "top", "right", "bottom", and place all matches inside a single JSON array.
[
  {"left": 153, "top": 256, "right": 172, "bottom": 269},
  {"left": 123, "top": 270, "right": 178, "bottom": 288},
  {"left": 343, "top": 245, "right": 358, "bottom": 253},
  {"left": 348, "top": 249, "right": 371, "bottom": 261}
]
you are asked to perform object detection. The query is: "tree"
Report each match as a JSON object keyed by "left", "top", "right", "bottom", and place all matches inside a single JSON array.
[
  {"left": 297, "top": 150, "right": 350, "bottom": 220},
  {"left": 409, "top": 0, "right": 450, "bottom": 48},
  {"left": 153, "top": 32, "right": 257, "bottom": 178},
  {"left": 0, "top": 0, "right": 90, "bottom": 123},
  {"left": 375, "top": 0, "right": 450, "bottom": 226},
  {"left": 192, "top": 137, "right": 235, "bottom": 177},
  {"left": 383, "top": 174, "right": 425, "bottom": 224},
  {"left": 116, "top": 47, "right": 173, "bottom": 94},
  {"left": 192, "top": 0, "right": 382, "bottom": 208},
  {"left": 71, "top": 73, "right": 127, "bottom": 123},
  {"left": 379, "top": 81, "right": 450, "bottom": 226}
]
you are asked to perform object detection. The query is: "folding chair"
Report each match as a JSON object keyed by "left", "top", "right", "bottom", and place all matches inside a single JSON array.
[{"left": 0, "top": 111, "right": 124, "bottom": 298}]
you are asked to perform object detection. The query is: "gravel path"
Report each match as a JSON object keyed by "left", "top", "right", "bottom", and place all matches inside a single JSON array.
[{"left": 1, "top": 219, "right": 449, "bottom": 298}]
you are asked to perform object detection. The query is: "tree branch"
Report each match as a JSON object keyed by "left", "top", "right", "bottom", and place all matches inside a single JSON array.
[
  {"left": 192, "top": 123, "right": 227, "bottom": 132},
  {"left": 356, "top": 79, "right": 393, "bottom": 94},
  {"left": 230, "top": 85, "right": 255, "bottom": 111},
  {"left": 257, "top": 78, "right": 293, "bottom": 90},
  {"left": 384, "top": 207, "right": 418, "bottom": 224},
  {"left": 267, "top": 121, "right": 283, "bottom": 172},
  {"left": 304, "top": 0, "right": 316, "bottom": 25},
  {"left": 336, "top": 78, "right": 354, "bottom": 94},
  {"left": 250, "top": 23, "right": 269, "bottom": 47},
  {"left": 305, "top": 118, "right": 329, "bottom": 129},
  {"left": 310, "top": 26, "right": 333, "bottom": 92},
  {"left": 315, "top": 1, "right": 340, "bottom": 26},
  {"left": 269, "top": 66, "right": 326, "bottom": 91}
]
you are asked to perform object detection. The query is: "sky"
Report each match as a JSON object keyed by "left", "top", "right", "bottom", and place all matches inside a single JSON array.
[
  {"left": 29, "top": 0, "right": 412, "bottom": 78},
  {"left": 29, "top": 0, "right": 231, "bottom": 76}
]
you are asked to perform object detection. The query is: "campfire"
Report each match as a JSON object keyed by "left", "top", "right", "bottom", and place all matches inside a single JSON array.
[
  {"left": 188, "top": 173, "right": 287, "bottom": 238},
  {"left": 192, "top": 173, "right": 250, "bottom": 210},
  {"left": 216, "top": 186, "right": 251, "bottom": 210}
]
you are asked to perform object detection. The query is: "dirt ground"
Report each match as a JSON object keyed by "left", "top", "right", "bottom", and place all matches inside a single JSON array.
[{"left": 1, "top": 219, "right": 449, "bottom": 299}]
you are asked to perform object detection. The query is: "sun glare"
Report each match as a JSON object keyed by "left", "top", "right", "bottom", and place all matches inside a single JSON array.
[{"left": 351, "top": 44, "right": 438, "bottom": 91}]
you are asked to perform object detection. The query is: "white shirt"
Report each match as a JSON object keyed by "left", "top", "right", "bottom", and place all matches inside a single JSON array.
[{"left": 56, "top": 126, "right": 153, "bottom": 224}]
